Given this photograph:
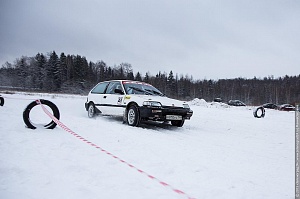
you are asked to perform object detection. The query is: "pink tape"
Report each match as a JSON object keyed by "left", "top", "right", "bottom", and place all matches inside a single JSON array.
[{"left": 36, "top": 99, "right": 195, "bottom": 199}]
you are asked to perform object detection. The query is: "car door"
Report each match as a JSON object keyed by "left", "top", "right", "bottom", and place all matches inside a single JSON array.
[
  {"left": 89, "top": 81, "right": 110, "bottom": 108},
  {"left": 100, "top": 81, "right": 126, "bottom": 116}
]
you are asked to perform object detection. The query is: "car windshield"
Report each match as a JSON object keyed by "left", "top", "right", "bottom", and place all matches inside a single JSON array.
[{"left": 122, "top": 81, "right": 164, "bottom": 96}]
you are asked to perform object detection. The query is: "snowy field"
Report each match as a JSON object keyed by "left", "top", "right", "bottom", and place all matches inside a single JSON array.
[{"left": 0, "top": 92, "right": 295, "bottom": 199}]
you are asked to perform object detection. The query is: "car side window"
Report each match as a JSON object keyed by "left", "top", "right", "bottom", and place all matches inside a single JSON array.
[
  {"left": 91, "top": 82, "right": 109, "bottom": 94},
  {"left": 106, "top": 82, "right": 122, "bottom": 94}
]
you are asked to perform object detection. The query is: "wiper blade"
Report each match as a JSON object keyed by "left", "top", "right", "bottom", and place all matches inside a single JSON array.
[
  {"left": 128, "top": 86, "right": 152, "bottom": 95},
  {"left": 128, "top": 86, "right": 163, "bottom": 96},
  {"left": 129, "top": 87, "right": 144, "bottom": 92},
  {"left": 145, "top": 89, "right": 165, "bottom": 96},
  {"left": 144, "top": 89, "right": 155, "bottom": 95}
]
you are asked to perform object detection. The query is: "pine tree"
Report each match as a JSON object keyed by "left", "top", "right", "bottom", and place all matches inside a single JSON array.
[
  {"left": 144, "top": 72, "right": 150, "bottom": 83},
  {"left": 16, "top": 56, "right": 29, "bottom": 88},
  {"left": 135, "top": 72, "right": 142, "bottom": 81},
  {"left": 167, "top": 70, "right": 176, "bottom": 97},
  {"left": 127, "top": 71, "right": 134, "bottom": 80},
  {"left": 34, "top": 53, "right": 47, "bottom": 89},
  {"left": 47, "top": 51, "right": 61, "bottom": 91},
  {"left": 60, "top": 52, "right": 67, "bottom": 82}
]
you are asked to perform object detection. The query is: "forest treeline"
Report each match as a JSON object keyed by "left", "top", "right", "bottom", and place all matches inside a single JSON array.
[{"left": 0, "top": 51, "right": 299, "bottom": 105}]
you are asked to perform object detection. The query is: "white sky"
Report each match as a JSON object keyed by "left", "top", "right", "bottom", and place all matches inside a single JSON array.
[{"left": 0, "top": 0, "right": 299, "bottom": 80}]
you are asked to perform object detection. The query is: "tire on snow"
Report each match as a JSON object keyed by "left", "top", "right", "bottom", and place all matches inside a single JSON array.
[
  {"left": 171, "top": 119, "right": 185, "bottom": 127},
  {"left": 126, "top": 104, "right": 140, "bottom": 127},
  {"left": 253, "top": 106, "right": 265, "bottom": 118},
  {"left": 0, "top": 96, "right": 4, "bottom": 106},
  {"left": 87, "top": 102, "right": 96, "bottom": 118},
  {"left": 23, "top": 99, "right": 60, "bottom": 129}
]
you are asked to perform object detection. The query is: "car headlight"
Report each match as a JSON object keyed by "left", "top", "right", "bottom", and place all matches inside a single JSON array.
[
  {"left": 143, "top": 101, "right": 162, "bottom": 107},
  {"left": 183, "top": 104, "right": 190, "bottom": 109}
]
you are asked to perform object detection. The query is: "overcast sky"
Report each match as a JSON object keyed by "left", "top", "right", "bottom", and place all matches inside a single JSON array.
[{"left": 0, "top": 0, "right": 299, "bottom": 80}]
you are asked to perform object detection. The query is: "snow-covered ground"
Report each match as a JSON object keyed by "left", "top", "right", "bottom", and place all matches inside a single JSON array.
[{"left": 0, "top": 92, "right": 295, "bottom": 199}]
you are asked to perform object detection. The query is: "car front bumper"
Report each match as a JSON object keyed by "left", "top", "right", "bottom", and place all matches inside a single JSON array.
[{"left": 139, "top": 106, "right": 193, "bottom": 121}]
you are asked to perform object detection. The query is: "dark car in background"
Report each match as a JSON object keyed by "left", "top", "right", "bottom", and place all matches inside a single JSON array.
[
  {"left": 213, "top": 98, "right": 223, "bottom": 102},
  {"left": 278, "top": 104, "right": 295, "bottom": 111},
  {"left": 228, "top": 100, "right": 246, "bottom": 106},
  {"left": 262, "top": 103, "right": 278, "bottom": 109}
]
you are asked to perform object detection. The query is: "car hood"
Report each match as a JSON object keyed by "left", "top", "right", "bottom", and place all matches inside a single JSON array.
[{"left": 126, "top": 95, "right": 187, "bottom": 107}]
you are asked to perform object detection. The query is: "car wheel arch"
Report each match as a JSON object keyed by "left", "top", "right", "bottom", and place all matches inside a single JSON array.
[
  {"left": 87, "top": 101, "right": 95, "bottom": 111},
  {"left": 87, "top": 101, "right": 101, "bottom": 114},
  {"left": 126, "top": 101, "right": 140, "bottom": 110},
  {"left": 88, "top": 101, "right": 95, "bottom": 106},
  {"left": 125, "top": 102, "right": 140, "bottom": 116}
]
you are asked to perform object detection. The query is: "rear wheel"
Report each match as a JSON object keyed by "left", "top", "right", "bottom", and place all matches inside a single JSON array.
[
  {"left": 0, "top": 97, "right": 4, "bottom": 106},
  {"left": 127, "top": 105, "right": 140, "bottom": 126},
  {"left": 171, "top": 119, "right": 185, "bottom": 127},
  {"left": 88, "top": 103, "right": 96, "bottom": 118}
]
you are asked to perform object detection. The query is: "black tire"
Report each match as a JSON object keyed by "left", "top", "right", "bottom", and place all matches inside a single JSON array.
[
  {"left": 171, "top": 119, "right": 185, "bottom": 127},
  {"left": 253, "top": 106, "right": 265, "bottom": 118},
  {"left": 0, "top": 97, "right": 4, "bottom": 106},
  {"left": 23, "top": 99, "right": 60, "bottom": 129},
  {"left": 127, "top": 105, "right": 140, "bottom": 126},
  {"left": 87, "top": 103, "right": 96, "bottom": 118}
]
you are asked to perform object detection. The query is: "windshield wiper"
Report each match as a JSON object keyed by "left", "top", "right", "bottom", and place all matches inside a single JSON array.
[
  {"left": 144, "top": 90, "right": 154, "bottom": 95},
  {"left": 128, "top": 86, "right": 164, "bottom": 96},
  {"left": 144, "top": 89, "right": 164, "bottom": 96},
  {"left": 128, "top": 87, "right": 152, "bottom": 95}
]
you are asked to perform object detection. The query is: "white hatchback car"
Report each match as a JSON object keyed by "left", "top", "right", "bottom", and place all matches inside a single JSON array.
[{"left": 85, "top": 80, "right": 193, "bottom": 127}]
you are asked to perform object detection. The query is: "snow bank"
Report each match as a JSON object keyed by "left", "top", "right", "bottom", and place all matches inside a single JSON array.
[
  {"left": 189, "top": 98, "right": 207, "bottom": 106},
  {"left": 189, "top": 98, "right": 230, "bottom": 108}
]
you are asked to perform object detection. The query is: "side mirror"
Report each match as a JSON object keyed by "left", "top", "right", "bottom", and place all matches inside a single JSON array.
[{"left": 114, "top": 88, "right": 124, "bottom": 94}]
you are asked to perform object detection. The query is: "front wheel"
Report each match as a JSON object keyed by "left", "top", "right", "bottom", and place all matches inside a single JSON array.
[
  {"left": 171, "top": 119, "right": 185, "bottom": 127},
  {"left": 127, "top": 105, "right": 140, "bottom": 126},
  {"left": 87, "top": 103, "right": 96, "bottom": 118}
]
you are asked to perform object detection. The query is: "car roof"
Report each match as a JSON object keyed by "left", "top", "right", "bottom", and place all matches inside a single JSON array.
[{"left": 99, "top": 80, "right": 148, "bottom": 84}]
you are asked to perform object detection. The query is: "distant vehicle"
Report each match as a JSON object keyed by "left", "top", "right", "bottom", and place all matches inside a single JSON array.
[
  {"left": 228, "top": 100, "right": 246, "bottom": 106},
  {"left": 262, "top": 103, "right": 278, "bottom": 109},
  {"left": 213, "top": 98, "right": 222, "bottom": 102},
  {"left": 85, "top": 80, "right": 193, "bottom": 127},
  {"left": 278, "top": 104, "right": 295, "bottom": 111}
]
